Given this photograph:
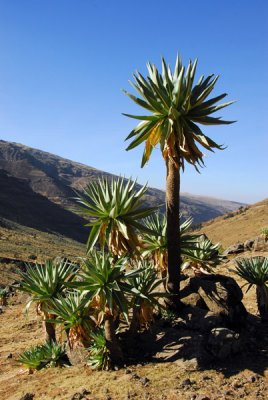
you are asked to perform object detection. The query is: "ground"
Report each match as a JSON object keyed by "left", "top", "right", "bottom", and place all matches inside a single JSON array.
[
  {"left": 196, "top": 199, "right": 268, "bottom": 248},
  {"left": 0, "top": 250, "right": 268, "bottom": 400}
]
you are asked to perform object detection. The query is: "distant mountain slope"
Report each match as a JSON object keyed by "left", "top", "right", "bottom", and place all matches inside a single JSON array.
[
  {"left": 0, "top": 140, "right": 245, "bottom": 240},
  {"left": 0, "top": 169, "right": 88, "bottom": 242},
  {"left": 196, "top": 199, "right": 268, "bottom": 248}
]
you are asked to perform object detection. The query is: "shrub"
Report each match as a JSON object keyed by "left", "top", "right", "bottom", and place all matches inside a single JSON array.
[
  {"left": 18, "top": 341, "right": 68, "bottom": 370},
  {"left": 261, "top": 227, "right": 268, "bottom": 239}
]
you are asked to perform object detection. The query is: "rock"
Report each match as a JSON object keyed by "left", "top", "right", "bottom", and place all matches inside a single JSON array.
[
  {"left": 125, "top": 368, "right": 132, "bottom": 374},
  {"left": 131, "top": 373, "right": 140, "bottom": 380},
  {"left": 224, "top": 243, "right": 244, "bottom": 255},
  {"left": 254, "top": 236, "right": 268, "bottom": 251},
  {"left": 70, "top": 391, "right": 90, "bottom": 400},
  {"left": 223, "top": 390, "right": 234, "bottom": 396},
  {"left": 70, "top": 394, "right": 83, "bottom": 400},
  {"left": 181, "top": 378, "right": 192, "bottom": 387},
  {"left": 195, "top": 396, "right": 210, "bottom": 400},
  {"left": 181, "top": 292, "right": 208, "bottom": 309},
  {"left": 139, "top": 377, "right": 150, "bottom": 385},
  {"left": 232, "top": 380, "right": 243, "bottom": 389},
  {"left": 181, "top": 274, "right": 247, "bottom": 330},
  {"left": 181, "top": 306, "right": 224, "bottom": 332},
  {"left": 6, "top": 353, "right": 12, "bottom": 359},
  {"left": 81, "top": 389, "right": 91, "bottom": 396},
  {"left": 19, "top": 394, "right": 34, "bottom": 400},
  {"left": 207, "top": 327, "right": 243, "bottom": 359},
  {"left": 244, "top": 239, "right": 254, "bottom": 250},
  {"left": 248, "top": 375, "right": 257, "bottom": 383}
]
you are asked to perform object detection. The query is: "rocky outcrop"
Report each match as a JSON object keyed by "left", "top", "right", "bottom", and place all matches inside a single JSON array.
[
  {"left": 244, "top": 239, "right": 254, "bottom": 250},
  {"left": 224, "top": 235, "right": 268, "bottom": 255},
  {"left": 180, "top": 274, "right": 247, "bottom": 330},
  {"left": 206, "top": 327, "right": 243, "bottom": 359},
  {"left": 254, "top": 236, "right": 268, "bottom": 251},
  {"left": 224, "top": 243, "right": 244, "bottom": 255}
]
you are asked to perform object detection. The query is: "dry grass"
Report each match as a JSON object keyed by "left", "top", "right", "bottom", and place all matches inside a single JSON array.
[
  {"left": 196, "top": 199, "right": 268, "bottom": 249},
  {"left": 0, "top": 293, "right": 267, "bottom": 400},
  {"left": 0, "top": 253, "right": 267, "bottom": 399},
  {"left": 0, "top": 218, "right": 268, "bottom": 399},
  {"left": 0, "top": 224, "right": 84, "bottom": 263}
]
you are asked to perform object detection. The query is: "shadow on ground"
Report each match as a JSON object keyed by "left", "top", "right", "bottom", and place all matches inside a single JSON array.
[{"left": 122, "top": 310, "right": 268, "bottom": 379}]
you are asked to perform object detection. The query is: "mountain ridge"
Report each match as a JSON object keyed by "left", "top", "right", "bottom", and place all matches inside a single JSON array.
[{"left": 0, "top": 140, "right": 245, "bottom": 241}]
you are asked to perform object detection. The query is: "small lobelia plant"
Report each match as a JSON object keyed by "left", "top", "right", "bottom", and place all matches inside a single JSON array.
[
  {"left": 47, "top": 291, "right": 94, "bottom": 349},
  {"left": 261, "top": 227, "right": 268, "bottom": 240},
  {"left": 17, "top": 258, "right": 78, "bottom": 342},
  {"left": 141, "top": 213, "right": 221, "bottom": 276},
  {"left": 75, "top": 176, "right": 158, "bottom": 257},
  {"left": 0, "top": 287, "right": 8, "bottom": 306},
  {"left": 88, "top": 329, "right": 111, "bottom": 370},
  {"left": 128, "top": 259, "right": 166, "bottom": 331},
  {"left": 182, "top": 235, "right": 224, "bottom": 274},
  {"left": 67, "top": 250, "right": 141, "bottom": 365},
  {"left": 141, "top": 213, "right": 168, "bottom": 277},
  {"left": 161, "top": 308, "right": 178, "bottom": 325},
  {"left": 141, "top": 214, "right": 197, "bottom": 275},
  {"left": 234, "top": 256, "right": 268, "bottom": 321},
  {"left": 18, "top": 341, "right": 68, "bottom": 372}
]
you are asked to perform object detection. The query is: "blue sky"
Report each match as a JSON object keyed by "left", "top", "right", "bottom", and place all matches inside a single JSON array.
[{"left": 0, "top": 0, "right": 267, "bottom": 203}]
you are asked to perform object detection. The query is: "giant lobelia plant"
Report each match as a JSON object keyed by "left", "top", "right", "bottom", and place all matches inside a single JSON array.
[
  {"left": 67, "top": 250, "right": 141, "bottom": 364},
  {"left": 123, "top": 55, "right": 235, "bottom": 306},
  {"left": 17, "top": 259, "right": 77, "bottom": 342},
  {"left": 141, "top": 213, "right": 197, "bottom": 278},
  {"left": 76, "top": 176, "right": 158, "bottom": 257},
  {"left": 234, "top": 257, "right": 268, "bottom": 321}
]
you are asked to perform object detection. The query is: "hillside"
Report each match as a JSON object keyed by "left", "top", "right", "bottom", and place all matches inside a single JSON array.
[
  {"left": 0, "top": 140, "right": 244, "bottom": 240},
  {"left": 0, "top": 193, "right": 267, "bottom": 399},
  {"left": 197, "top": 199, "right": 268, "bottom": 248},
  {"left": 0, "top": 169, "right": 88, "bottom": 243},
  {"left": 0, "top": 219, "right": 268, "bottom": 399}
]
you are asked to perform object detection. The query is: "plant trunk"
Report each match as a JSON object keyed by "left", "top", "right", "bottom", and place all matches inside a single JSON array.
[
  {"left": 165, "top": 158, "right": 181, "bottom": 309},
  {"left": 130, "top": 307, "right": 139, "bottom": 334},
  {"left": 43, "top": 320, "right": 56, "bottom": 343},
  {"left": 256, "top": 286, "right": 268, "bottom": 322},
  {"left": 104, "top": 315, "right": 123, "bottom": 365}
]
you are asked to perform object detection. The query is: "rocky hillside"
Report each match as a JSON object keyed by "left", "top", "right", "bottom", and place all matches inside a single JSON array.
[
  {"left": 0, "top": 140, "right": 244, "bottom": 240},
  {"left": 196, "top": 199, "right": 268, "bottom": 248}
]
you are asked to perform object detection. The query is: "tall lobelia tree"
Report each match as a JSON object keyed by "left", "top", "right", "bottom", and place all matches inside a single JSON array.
[{"left": 123, "top": 55, "right": 235, "bottom": 307}]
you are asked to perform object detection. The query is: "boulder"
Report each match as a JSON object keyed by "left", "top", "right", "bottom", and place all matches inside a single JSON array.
[
  {"left": 254, "top": 236, "right": 268, "bottom": 251},
  {"left": 244, "top": 239, "right": 254, "bottom": 251},
  {"left": 181, "top": 292, "right": 208, "bottom": 309},
  {"left": 19, "top": 395, "right": 35, "bottom": 400},
  {"left": 206, "top": 327, "right": 243, "bottom": 359},
  {"left": 180, "top": 274, "right": 247, "bottom": 330},
  {"left": 224, "top": 243, "right": 244, "bottom": 255},
  {"left": 181, "top": 306, "right": 224, "bottom": 332}
]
